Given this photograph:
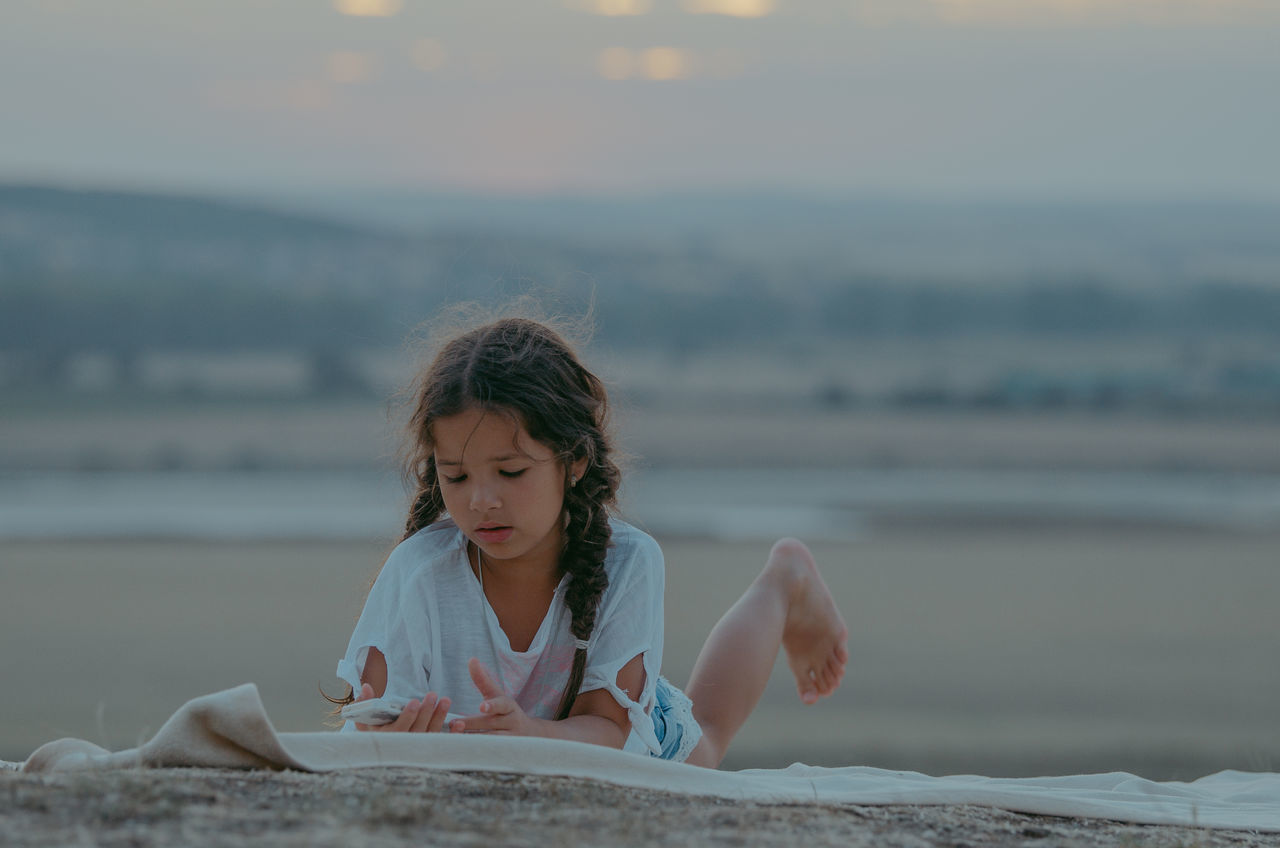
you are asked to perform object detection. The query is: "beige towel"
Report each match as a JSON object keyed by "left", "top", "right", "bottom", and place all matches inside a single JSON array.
[{"left": 17, "top": 683, "right": 1280, "bottom": 832}]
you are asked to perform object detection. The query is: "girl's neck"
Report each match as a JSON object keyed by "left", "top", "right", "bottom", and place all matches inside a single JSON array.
[{"left": 471, "top": 542, "right": 562, "bottom": 593}]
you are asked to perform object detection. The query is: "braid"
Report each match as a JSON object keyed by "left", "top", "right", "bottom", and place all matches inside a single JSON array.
[{"left": 553, "top": 448, "right": 620, "bottom": 720}]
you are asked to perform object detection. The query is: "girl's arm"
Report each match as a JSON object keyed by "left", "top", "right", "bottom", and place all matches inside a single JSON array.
[
  {"left": 360, "top": 646, "right": 388, "bottom": 697},
  {"left": 453, "top": 654, "right": 647, "bottom": 749}
]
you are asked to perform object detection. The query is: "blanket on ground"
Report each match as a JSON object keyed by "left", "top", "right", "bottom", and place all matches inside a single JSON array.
[{"left": 12, "top": 684, "right": 1279, "bottom": 832}]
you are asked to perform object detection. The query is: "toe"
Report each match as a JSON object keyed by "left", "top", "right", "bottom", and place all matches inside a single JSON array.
[
  {"left": 818, "top": 666, "right": 836, "bottom": 694},
  {"left": 823, "top": 658, "right": 844, "bottom": 693}
]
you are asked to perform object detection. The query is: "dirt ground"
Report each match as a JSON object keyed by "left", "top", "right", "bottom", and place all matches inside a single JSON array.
[{"left": 3, "top": 767, "right": 1276, "bottom": 848}]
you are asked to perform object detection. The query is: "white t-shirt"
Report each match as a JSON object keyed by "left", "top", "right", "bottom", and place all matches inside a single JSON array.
[{"left": 336, "top": 517, "right": 666, "bottom": 755}]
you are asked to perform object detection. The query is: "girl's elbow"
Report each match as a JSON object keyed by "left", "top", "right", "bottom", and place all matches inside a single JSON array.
[{"left": 604, "top": 720, "right": 629, "bottom": 750}]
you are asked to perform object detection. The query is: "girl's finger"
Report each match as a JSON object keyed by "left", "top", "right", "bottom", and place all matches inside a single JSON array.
[
  {"left": 408, "top": 694, "right": 440, "bottom": 733},
  {"left": 448, "top": 713, "right": 489, "bottom": 733},
  {"left": 425, "top": 697, "right": 452, "bottom": 733},
  {"left": 387, "top": 698, "right": 423, "bottom": 732},
  {"left": 468, "top": 658, "right": 505, "bottom": 700},
  {"left": 482, "top": 696, "right": 514, "bottom": 717}
]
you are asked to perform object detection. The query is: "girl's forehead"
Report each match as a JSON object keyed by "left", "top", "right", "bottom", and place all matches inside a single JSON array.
[{"left": 432, "top": 407, "right": 551, "bottom": 462}]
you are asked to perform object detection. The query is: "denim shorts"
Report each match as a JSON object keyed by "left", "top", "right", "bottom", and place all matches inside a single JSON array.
[{"left": 649, "top": 676, "right": 702, "bottom": 762}]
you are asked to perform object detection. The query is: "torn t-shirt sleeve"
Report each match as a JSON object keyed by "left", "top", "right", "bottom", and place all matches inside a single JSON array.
[
  {"left": 579, "top": 528, "right": 666, "bottom": 755},
  {"left": 334, "top": 542, "right": 434, "bottom": 706}
]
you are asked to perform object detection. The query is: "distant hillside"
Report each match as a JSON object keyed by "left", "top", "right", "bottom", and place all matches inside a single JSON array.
[
  {"left": 2, "top": 184, "right": 1279, "bottom": 357},
  {"left": 0, "top": 184, "right": 366, "bottom": 242},
  {"left": 282, "top": 188, "right": 1280, "bottom": 292}
]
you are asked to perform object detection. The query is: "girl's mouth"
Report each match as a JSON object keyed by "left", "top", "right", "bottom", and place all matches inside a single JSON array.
[{"left": 475, "top": 525, "right": 513, "bottom": 544}]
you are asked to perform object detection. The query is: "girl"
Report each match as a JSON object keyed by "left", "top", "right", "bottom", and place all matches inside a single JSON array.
[{"left": 332, "top": 315, "right": 847, "bottom": 767}]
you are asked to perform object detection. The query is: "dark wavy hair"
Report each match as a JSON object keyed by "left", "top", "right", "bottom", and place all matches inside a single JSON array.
[{"left": 328, "top": 314, "right": 621, "bottom": 720}]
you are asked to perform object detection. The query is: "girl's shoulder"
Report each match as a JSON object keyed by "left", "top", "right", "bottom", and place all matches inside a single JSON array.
[
  {"left": 382, "top": 518, "right": 467, "bottom": 581},
  {"left": 605, "top": 518, "right": 664, "bottom": 577}
]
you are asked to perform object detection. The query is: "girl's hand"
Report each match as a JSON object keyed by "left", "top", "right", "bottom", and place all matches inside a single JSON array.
[
  {"left": 449, "top": 658, "right": 534, "bottom": 736},
  {"left": 353, "top": 682, "right": 453, "bottom": 733}
]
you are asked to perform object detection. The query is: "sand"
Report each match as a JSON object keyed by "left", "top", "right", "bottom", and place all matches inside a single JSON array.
[
  {"left": 4, "top": 767, "right": 1278, "bottom": 848},
  {"left": 8, "top": 351, "right": 1280, "bottom": 847},
  {"left": 4, "top": 470, "right": 1279, "bottom": 844},
  {"left": 4, "top": 528, "right": 1277, "bottom": 778}
]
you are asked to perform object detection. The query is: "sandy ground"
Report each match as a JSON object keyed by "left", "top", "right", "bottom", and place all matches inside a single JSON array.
[
  {"left": 4, "top": 529, "right": 1277, "bottom": 778},
  {"left": 4, "top": 479, "right": 1278, "bottom": 845},
  {"left": 3, "top": 767, "right": 1277, "bottom": 848},
  {"left": 7, "top": 362, "right": 1278, "bottom": 844}
]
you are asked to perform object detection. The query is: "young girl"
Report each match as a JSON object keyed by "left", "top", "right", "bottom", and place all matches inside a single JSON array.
[{"left": 332, "top": 316, "right": 848, "bottom": 767}]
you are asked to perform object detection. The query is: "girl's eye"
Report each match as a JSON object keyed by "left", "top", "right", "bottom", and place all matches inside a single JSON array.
[
  {"left": 442, "top": 474, "right": 467, "bottom": 485},
  {"left": 499, "top": 469, "right": 527, "bottom": 479}
]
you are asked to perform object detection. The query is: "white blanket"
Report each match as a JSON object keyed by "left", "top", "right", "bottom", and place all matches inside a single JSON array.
[{"left": 16, "top": 684, "right": 1280, "bottom": 832}]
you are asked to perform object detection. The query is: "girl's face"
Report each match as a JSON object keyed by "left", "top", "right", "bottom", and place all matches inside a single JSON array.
[{"left": 433, "top": 407, "right": 584, "bottom": 575}]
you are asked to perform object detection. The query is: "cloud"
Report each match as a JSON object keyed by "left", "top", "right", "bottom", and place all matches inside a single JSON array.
[
  {"left": 333, "top": 0, "right": 402, "bottom": 17},
  {"left": 327, "top": 51, "right": 379, "bottom": 85},
  {"left": 567, "top": 0, "right": 652, "bottom": 16},
  {"left": 683, "top": 0, "right": 775, "bottom": 17}
]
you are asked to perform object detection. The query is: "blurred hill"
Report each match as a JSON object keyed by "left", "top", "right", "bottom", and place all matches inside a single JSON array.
[
  {"left": 288, "top": 188, "right": 1280, "bottom": 294},
  {"left": 2, "top": 183, "right": 1278, "bottom": 415}
]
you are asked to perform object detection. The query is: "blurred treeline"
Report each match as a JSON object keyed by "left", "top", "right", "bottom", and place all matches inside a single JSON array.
[{"left": 3, "top": 184, "right": 1279, "bottom": 413}]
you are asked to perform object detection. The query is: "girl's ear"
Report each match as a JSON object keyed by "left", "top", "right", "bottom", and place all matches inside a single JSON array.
[{"left": 570, "top": 456, "right": 589, "bottom": 486}]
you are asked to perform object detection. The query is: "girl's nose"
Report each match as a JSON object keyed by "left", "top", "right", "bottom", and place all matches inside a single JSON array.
[{"left": 470, "top": 482, "right": 501, "bottom": 511}]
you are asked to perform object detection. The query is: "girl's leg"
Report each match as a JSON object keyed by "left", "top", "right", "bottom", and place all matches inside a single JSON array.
[{"left": 682, "top": 538, "right": 848, "bottom": 769}]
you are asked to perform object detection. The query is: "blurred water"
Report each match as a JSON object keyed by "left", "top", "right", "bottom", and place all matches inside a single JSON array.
[{"left": 2, "top": 468, "right": 1279, "bottom": 542}]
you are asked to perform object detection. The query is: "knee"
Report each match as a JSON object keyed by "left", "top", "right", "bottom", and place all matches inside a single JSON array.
[{"left": 683, "top": 734, "right": 723, "bottom": 769}]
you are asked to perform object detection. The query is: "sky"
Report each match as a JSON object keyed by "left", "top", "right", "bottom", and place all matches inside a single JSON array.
[{"left": 3, "top": 0, "right": 1279, "bottom": 199}]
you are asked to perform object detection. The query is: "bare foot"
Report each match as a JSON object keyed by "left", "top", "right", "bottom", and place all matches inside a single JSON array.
[{"left": 767, "top": 538, "right": 849, "bottom": 705}]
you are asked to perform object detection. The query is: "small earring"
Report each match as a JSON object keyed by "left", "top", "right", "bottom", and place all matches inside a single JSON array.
[{"left": 570, "top": 475, "right": 578, "bottom": 487}]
